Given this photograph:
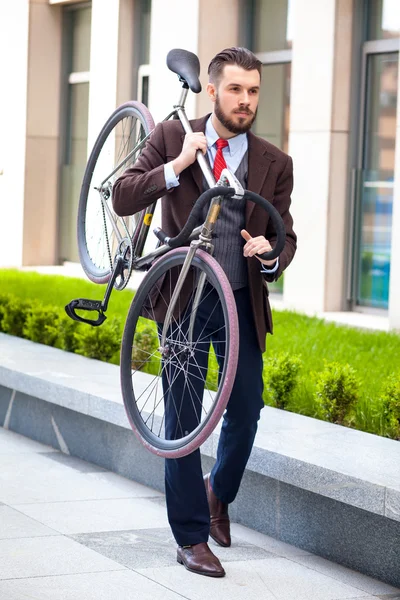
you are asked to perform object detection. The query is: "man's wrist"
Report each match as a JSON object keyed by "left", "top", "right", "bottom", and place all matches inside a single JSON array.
[
  {"left": 260, "top": 258, "right": 277, "bottom": 267},
  {"left": 260, "top": 257, "right": 280, "bottom": 274},
  {"left": 171, "top": 156, "right": 187, "bottom": 177}
]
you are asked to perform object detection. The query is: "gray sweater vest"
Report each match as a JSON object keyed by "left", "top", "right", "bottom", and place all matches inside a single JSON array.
[{"left": 203, "top": 151, "right": 248, "bottom": 290}]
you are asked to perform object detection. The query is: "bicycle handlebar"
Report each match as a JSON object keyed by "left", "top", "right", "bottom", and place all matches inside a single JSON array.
[{"left": 154, "top": 186, "right": 286, "bottom": 262}]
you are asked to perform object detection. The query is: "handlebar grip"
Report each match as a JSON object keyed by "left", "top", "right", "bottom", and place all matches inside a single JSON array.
[
  {"left": 243, "top": 191, "right": 286, "bottom": 261},
  {"left": 153, "top": 227, "right": 170, "bottom": 245}
]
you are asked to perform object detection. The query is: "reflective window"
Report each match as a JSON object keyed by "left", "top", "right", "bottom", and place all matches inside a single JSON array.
[
  {"left": 249, "top": 0, "right": 293, "bottom": 295},
  {"left": 252, "top": 0, "right": 294, "bottom": 52},
  {"left": 70, "top": 7, "right": 91, "bottom": 72},
  {"left": 138, "top": 0, "right": 151, "bottom": 64},
  {"left": 367, "top": 0, "right": 400, "bottom": 40},
  {"left": 60, "top": 6, "right": 91, "bottom": 263},
  {"left": 357, "top": 53, "right": 398, "bottom": 308},
  {"left": 253, "top": 63, "right": 291, "bottom": 154}
]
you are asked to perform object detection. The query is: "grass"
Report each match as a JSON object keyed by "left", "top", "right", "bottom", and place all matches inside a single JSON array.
[
  {"left": 1, "top": 268, "right": 399, "bottom": 439},
  {"left": 269, "top": 310, "right": 400, "bottom": 403},
  {"left": 1, "top": 268, "right": 135, "bottom": 322}
]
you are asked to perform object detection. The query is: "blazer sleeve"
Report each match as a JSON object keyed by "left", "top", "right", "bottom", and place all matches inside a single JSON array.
[
  {"left": 112, "top": 122, "right": 171, "bottom": 217},
  {"left": 263, "top": 155, "right": 297, "bottom": 282}
]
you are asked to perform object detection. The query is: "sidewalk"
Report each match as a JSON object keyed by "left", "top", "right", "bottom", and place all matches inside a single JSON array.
[{"left": 0, "top": 427, "right": 399, "bottom": 600}]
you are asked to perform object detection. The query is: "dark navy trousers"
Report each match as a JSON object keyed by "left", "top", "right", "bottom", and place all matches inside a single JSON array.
[{"left": 163, "top": 285, "right": 264, "bottom": 546}]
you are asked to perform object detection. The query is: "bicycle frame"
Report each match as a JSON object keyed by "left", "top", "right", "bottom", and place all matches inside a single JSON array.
[{"left": 66, "top": 82, "right": 244, "bottom": 328}]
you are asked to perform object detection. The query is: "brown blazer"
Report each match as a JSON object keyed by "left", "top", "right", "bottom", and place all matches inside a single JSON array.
[{"left": 113, "top": 114, "right": 297, "bottom": 352}]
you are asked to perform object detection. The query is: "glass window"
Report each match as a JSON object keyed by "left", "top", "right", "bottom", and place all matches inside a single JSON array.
[
  {"left": 252, "top": 0, "right": 294, "bottom": 52},
  {"left": 253, "top": 63, "right": 291, "bottom": 154},
  {"left": 70, "top": 6, "right": 91, "bottom": 72},
  {"left": 248, "top": 0, "right": 294, "bottom": 295},
  {"left": 60, "top": 5, "right": 91, "bottom": 264},
  {"left": 138, "top": 0, "right": 151, "bottom": 65},
  {"left": 367, "top": 0, "right": 400, "bottom": 41},
  {"left": 357, "top": 52, "right": 398, "bottom": 308}
]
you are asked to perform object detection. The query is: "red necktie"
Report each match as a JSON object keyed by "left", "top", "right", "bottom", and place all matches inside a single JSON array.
[{"left": 213, "top": 138, "right": 228, "bottom": 181}]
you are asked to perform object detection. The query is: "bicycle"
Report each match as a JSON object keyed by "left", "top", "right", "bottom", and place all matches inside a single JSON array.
[{"left": 66, "top": 48, "right": 286, "bottom": 459}]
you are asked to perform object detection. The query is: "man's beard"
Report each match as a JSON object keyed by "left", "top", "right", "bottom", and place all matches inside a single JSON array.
[{"left": 214, "top": 95, "right": 257, "bottom": 134}]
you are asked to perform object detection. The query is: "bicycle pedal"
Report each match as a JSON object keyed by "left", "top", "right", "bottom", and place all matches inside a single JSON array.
[{"left": 65, "top": 298, "right": 107, "bottom": 327}]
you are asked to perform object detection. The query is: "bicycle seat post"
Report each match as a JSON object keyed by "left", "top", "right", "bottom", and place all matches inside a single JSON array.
[{"left": 174, "top": 86, "right": 215, "bottom": 190}]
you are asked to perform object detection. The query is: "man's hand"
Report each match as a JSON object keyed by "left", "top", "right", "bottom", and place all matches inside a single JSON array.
[
  {"left": 172, "top": 132, "right": 207, "bottom": 176},
  {"left": 241, "top": 230, "right": 277, "bottom": 267}
]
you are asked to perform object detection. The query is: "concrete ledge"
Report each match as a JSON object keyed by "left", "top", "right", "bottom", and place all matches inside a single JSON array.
[{"left": 0, "top": 332, "right": 399, "bottom": 586}]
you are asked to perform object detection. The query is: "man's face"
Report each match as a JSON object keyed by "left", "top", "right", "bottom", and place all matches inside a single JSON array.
[{"left": 209, "top": 64, "right": 260, "bottom": 134}]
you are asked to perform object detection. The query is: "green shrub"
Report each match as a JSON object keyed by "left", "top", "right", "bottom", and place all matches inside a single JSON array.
[
  {"left": 263, "top": 352, "right": 302, "bottom": 409},
  {"left": 315, "top": 361, "right": 360, "bottom": 424},
  {"left": 131, "top": 325, "right": 159, "bottom": 372},
  {"left": 0, "top": 293, "right": 12, "bottom": 331},
  {"left": 0, "top": 296, "right": 35, "bottom": 338},
  {"left": 74, "top": 317, "right": 122, "bottom": 362},
  {"left": 51, "top": 314, "right": 81, "bottom": 353},
  {"left": 379, "top": 373, "right": 400, "bottom": 439},
  {"left": 23, "top": 305, "right": 61, "bottom": 346}
]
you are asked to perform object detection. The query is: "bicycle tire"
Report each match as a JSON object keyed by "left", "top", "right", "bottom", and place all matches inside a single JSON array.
[
  {"left": 77, "top": 101, "right": 155, "bottom": 284},
  {"left": 120, "top": 247, "right": 239, "bottom": 458}
]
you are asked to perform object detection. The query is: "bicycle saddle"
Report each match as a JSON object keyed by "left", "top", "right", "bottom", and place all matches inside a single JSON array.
[{"left": 167, "top": 49, "right": 202, "bottom": 94}]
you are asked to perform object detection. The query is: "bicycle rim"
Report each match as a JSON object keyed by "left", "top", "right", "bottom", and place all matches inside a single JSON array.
[
  {"left": 120, "top": 248, "right": 239, "bottom": 458},
  {"left": 77, "top": 101, "right": 155, "bottom": 284}
]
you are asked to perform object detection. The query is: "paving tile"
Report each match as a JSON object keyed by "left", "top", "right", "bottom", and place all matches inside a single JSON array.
[
  {"left": 71, "top": 527, "right": 274, "bottom": 570},
  {"left": 0, "top": 427, "right": 56, "bottom": 454},
  {"left": 0, "top": 505, "right": 58, "bottom": 539},
  {"left": 71, "top": 528, "right": 178, "bottom": 569},
  {"left": 230, "top": 522, "right": 311, "bottom": 558},
  {"left": 16, "top": 497, "right": 170, "bottom": 534},
  {"left": 137, "top": 557, "right": 371, "bottom": 600},
  {"left": 292, "top": 555, "right": 400, "bottom": 596},
  {"left": 0, "top": 452, "right": 162, "bottom": 504},
  {"left": 39, "top": 451, "right": 106, "bottom": 473},
  {"left": 0, "top": 570, "right": 183, "bottom": 600},
  {"left": 0, "top": 536, "right": 123, "bottom": 579}
]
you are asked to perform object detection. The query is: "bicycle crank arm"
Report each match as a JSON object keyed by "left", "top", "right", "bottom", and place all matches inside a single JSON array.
[
  {"left": 65, "top": 298, "right": 107, "bottom": 326},
  {"left": 65, "top": 253, "right": 127, "bottom": 326}
]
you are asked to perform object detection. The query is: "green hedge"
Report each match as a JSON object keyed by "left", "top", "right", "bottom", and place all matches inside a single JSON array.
[{"left": 0, "top": 268, "right": 399, "bottom": 441}]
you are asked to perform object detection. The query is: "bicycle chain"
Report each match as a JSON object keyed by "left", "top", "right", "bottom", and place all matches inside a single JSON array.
[{"left": 100, "top": 185, "right": 113, "bottom": 272}]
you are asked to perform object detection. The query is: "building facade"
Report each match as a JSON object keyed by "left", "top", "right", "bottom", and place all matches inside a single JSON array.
[{"left": 1, "top": 0, "right": 400, "bottom": 331}]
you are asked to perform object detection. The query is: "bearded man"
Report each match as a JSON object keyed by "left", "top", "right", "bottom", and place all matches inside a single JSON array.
[{"left": 113, "top": 47, "right": 297, "bottom": 578}]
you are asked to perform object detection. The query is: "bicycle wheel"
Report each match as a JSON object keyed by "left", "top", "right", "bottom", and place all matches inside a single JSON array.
[
  {"left": 120, "top": 247, "right": 239, "bottom": 458},
  {"left": 77, "top": 101, "right": 155, "bottom": 285}
]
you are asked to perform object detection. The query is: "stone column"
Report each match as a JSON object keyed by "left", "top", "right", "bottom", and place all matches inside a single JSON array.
[
  {"left": 22, "top": 0, "right": 63, "bottom": 266},
  {"left": 148, "top": 0, "right": 200, "bottom": 124},
  {"left": 0, "top": 0, "right": 29, "bottom": 267},
  {"left": 196, "top": 0, "right": 240, "bottom": 118},
  {"left": 284, "top": 0, "right": 354, "bottom": 313},
  {"left": 87, "top": 0, "right": 121, "bottom": 150}
]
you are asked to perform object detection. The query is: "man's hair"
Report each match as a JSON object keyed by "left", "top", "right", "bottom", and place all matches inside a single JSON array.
[{"left": 208, "top": 47, "right": 262, "bottom": 85}]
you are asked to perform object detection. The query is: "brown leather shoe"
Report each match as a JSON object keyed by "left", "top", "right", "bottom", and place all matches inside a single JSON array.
[
  {"left": 204, "top": 473, "right": 231, "bottom": 547},
  {"left": 176, "top": 542, "right": 225, "bottom": 577}
]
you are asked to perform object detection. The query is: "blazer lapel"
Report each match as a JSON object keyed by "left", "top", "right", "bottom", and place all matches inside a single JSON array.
[
  {"left": 246, "top": 131, "right": 275, "bottom": 224},
  {"left": 180, "top": 114, "right": 211, "bottom": 197}
]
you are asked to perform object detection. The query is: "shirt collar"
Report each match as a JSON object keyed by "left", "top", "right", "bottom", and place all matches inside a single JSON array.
[{"left": 205, "top": 115, "right": 247, "bottom": 157}]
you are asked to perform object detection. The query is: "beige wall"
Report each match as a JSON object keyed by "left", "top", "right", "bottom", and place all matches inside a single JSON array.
[
  {"left": 116, "top": 0, "right": 135, "bottom": 107},
  {"left": 23, "top": 1, "right": 63, "bottom": 265},
  {"left": 324, "top": 0, "right": 354, "bottom": 310},
  {"left": 196, "top": 0, "right": 240, "bottom": 118},
  {"left": 284, "top": 0, "right": 354, "bottom": 313}
]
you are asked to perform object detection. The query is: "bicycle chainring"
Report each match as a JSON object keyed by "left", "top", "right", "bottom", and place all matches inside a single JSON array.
[{"left": 113, "top": 237, "right": 134, "bottom": 291}]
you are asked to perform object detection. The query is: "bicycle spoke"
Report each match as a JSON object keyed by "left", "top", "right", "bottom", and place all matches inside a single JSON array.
[{"left": 121, "top": 248, "right": 237, "bottom": 456}]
